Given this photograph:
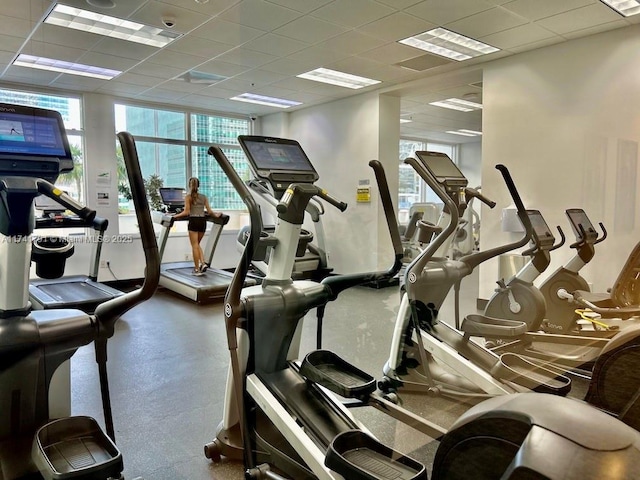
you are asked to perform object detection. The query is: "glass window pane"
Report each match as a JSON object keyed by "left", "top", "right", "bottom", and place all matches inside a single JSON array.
[
  {"left": 0, "top": 89, "right": 81, "bottom": 130},
  {"left": 115, "top": 104, "right": 185, "bottom": 140},
  {"left": 190, "top": 113, "right": 249, "bottom": 146},
  {"left": 56, "top": 134, "right": 84, "bottom": 203},
  {"left": 191, "top": 146, "right": 247, "bottom": 210}
]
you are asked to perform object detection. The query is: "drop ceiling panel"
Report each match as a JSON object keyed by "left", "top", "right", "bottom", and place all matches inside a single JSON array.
[
  {"left": 241, "top": 33, "right": 310, "bottom": 56},
  {"left": 214, "top": 47, "right": 279, "bottom": 68},
  {"left": 3, "top": 16, "right": 36, "bottom": 40},
  {"left": 166, "top": 36, "right": 235, "bottom": 59},
  {"left": 51, "top": 75, "right": 108, "bottom": 90},
  {"left": 287, "top": 45, "right": 352, "bottom": 65},
  {"left": 147, "top": 50, "right": 208, "bottom": 70},
  {"left": 537, "top": 4, "right": 623, "bottom": 35},
  {"left": 480, "top": 22, "right": 557, "bottom": 49},
  {"left": 138, "top": 87, "right": 189, "bottom": 102},
  {"left": 127, "top": 1, "right": 211, "bottom": 32},
  {"left": 564, "top": 18, "right": 628, "bottom": 38},
  {"left": 32, "top": 23, "right": 102, "bottom": 51},
  {"left": 233, "top": 68, "right": 289, "bottom": 86},
  {"left": 96, "top": 83, "right": 148, "bottom": 96},
  {"left": 0, "top": 0, "right": 51, "bottom": 21},
  {"left": 157, "top": 79, "right": 210, "bottom": 94},
  {"left": 273, "top": 16, "right": 349, "bottom": 43},
  {"left": 116, "top": 73, "right": 165, "bottom": 88},
  {"left": 503, "top": 0, "right": 595, "bottom": 22},
  {"left": 407, "top": 0, "right": 496, "bottom": 25},
  {"left": 0, "top": 34, "right": 28, "bottom": 55},
  {"left": 196, "top": 59, "right": 251, "bottom": 77},
  {"left": 376, "top": 0, "right": 423, "bottom": 9},
  {"left": 259, "top": 57, "right": 318, "bottom": 76},
  {"left": 320, "top": 31, "right": 387, "bottom": 56},
  {"left": 77, "top": 52, "right": 139, "bottom": 72},
  {"left": 395, "top": 54, "right": 452, "bottom": 72},
  {"left": 220, "top": 0, "right": 302, "bottom": 31},
  {"left": 158, "top": 0, "right": 242, "bottom": 16},
  {"left": 446, "top": 7, "right": 529, "bottom": 38},
  {"left": 311, "top": 0, "right": 395, "bottom": 28},
  {"left": 129, "top": 63, "right": 187, "bottom": 80},
  {"left": 3, "top": 67, "right": 60, "bottom": 84},
  {"left": 360, "top": 42, "right": 428, "bottom": 65},
  {"left": 91, "top": 38, "right": 160, "bottom": 61},
  {"left": 357, "top": 12, "right": 436, "bottom": 41},
  {"left": 191, "top": 19, "right": 265, "bottom": 44},
  {"left": 262, "top": 0, "right": 334, "bottom": 14},
  {"left": 20, "top": 40, "right": 87, "bottom": 63}
]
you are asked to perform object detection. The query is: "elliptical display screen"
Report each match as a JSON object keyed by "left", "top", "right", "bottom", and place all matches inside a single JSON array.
[
  {"left": 0, "top": 103, "right": 73, "bottom": 178},
  {"left": 415, "top": 151, "right": 466, "bottom": 185},
  {"left": 238, "top": 136, "right": 319, "bottom": 194},
  {"left": 160, "top": 188, "right": 185, "bottom": 205},
  {"left": 566, "top": 208, "right": 597, "bottom": 241}
]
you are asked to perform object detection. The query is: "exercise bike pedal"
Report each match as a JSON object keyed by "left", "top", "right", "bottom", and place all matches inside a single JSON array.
[
  {"left": 326, "top": 430, "right": 427, "bottom": 480},
  {"left": 299, "top": 350, "right": 376, "bottom": 399}
]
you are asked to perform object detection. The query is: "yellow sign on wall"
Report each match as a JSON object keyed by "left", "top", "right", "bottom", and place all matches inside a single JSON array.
[{"left": 357, "top": 186, "right": 371, "bottom": 203}]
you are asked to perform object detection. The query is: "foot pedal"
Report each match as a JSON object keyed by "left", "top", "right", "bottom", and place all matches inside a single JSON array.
[
  {"left": 492, "top": 352, "right": 572, "bottom": 396},
  {"left": 32, "top": 416, "right": 123, "bottom": 480},
  {"left": 326, "top": 430, "right": 427, "bottom": 480},
  {"left": 299, "top": 350, "right": 376, "bottom": 399}
]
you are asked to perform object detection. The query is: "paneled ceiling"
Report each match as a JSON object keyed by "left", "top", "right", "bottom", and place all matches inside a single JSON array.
[{"left": 0, "top": 0, "right": 636, "bottom": 143}]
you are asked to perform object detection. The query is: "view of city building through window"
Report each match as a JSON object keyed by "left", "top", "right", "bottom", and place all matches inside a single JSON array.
[
  {"left": 0, "top": 88, "right": 84, "bottom": 202},
  {"left": 115, "top": 104, "right": 250, "bottom": 214}
]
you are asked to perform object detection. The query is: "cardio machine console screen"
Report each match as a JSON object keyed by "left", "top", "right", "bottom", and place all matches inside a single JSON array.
[
  {"left": 527, "top": 209, "right": 555, "bottom": 247},
  {"left": 566, "top": 208, "right": 597, "bottom": 242},
  {"left": 0, "top": 103, "right": 73, "bottom": 178},
  {"left": 239, "top": 136, "right": 319, "bottom": 193},
  {"left": 160, "top": 188, "right": 186, "bottom": 213},
  {"left": 415, "top": 151, "right": 467, "bottom": 187}
]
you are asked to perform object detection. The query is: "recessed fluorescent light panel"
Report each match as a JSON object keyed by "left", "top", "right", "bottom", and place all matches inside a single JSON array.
[
  {"left": 399, "top": 28, "right": 499, "bottom": 61},
  {"left": 446, "top": 129, "right": 481, "bottom": 137},
  {"left": 13, "top": 54, "right": 121, "bottom": 79},
  {"left": 600, "top": 0, "right": 640, "bottom": 16},
  {"left": 297, "top": 68, "right": 381, "bottom": 89},
  {"left": 44, "top": 4, "right": 182, "bottom": 47},
  {"left": 430, "top": 98, "right": 483, "bottom": 112},
  {"left": 230, "top": 93, "right": 302, "bottom": 108}
]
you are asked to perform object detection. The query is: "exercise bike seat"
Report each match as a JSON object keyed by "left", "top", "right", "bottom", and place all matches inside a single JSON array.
[{"left": 460, "top": 314, "right": 528, "bottom": 338}]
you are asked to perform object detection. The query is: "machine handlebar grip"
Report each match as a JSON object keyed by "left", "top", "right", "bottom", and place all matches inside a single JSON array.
[{"left": 317, "top": 188, "right": 347, "bottom": 212}]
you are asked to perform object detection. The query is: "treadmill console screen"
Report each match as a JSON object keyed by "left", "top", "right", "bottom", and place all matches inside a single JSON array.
[
  {"left": 160, "top": 187, "right": 186, "bottom": 213},
  {"left": 239, "top": 136, "right": 319, "bottom": 195},
  {"left": 415, "top": 151, "right": 467, "bottom": 188},
  {"left": 566, "top": 208, "right": 597, "bottom": 242},
  {"left": 0, "top": 103, "right": 73, "bottom": 180},
  {"left": 527, "top": 210, "right": 554, "bottom": 246}
]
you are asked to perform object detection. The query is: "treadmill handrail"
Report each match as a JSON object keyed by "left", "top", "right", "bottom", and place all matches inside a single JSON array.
[{"left": 162, "top": 213, "right": 230, "bottom": 227}]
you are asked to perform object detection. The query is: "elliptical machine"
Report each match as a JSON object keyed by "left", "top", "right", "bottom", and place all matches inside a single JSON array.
[
  {"left": 0, "top": 103, "right": 159, "bottom": 480},
  {"left": 206, "top": 139, "right": 640, "bottom": 480},
  {"left": 382, "top": 152, "right": 640, "bottom": 431}
]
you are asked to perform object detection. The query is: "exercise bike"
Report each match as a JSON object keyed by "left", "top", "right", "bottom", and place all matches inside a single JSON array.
[
  {"left": 382, "top": 151, "right": 640, "bottom": 431},
  {"left": 0, "top": 104, "right": 159, "bottom": 480},
  {"left": 205, "top": 138, "right": 640, "bottom": 480}
]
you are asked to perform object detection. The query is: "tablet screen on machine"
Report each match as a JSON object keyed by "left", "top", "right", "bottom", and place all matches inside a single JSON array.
[
  {"left": 0, "top": 104, "right": 72, "bottom": 161},
  {"left": 239, "top": 136, "right": 317, "bottom": 174},
  {"left": 527, "top": 210, "right": 554, "bottom": 246},
  {"left": 415, "top": 151, "right": 466, "bottom": 185},
  {"left": 566, "top": 208, "right": 597, "bottom": 242}
]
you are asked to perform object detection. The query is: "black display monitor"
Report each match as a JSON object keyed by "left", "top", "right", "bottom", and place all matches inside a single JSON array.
[
  {"left": 566, "top": 208, "right": 597, "bottom": 242},
  {"left": 526, "top": 209, "right": 555, "bottom": 247},
  {"left": 0, "top": 103, "right": 73, "bottom": 182},
  {"left": 415, "top": 151, "right": 467, "bottom": 188},
  {"left": 160, "top": 187, "right": 186, "bottom": 213},
  {"left": 238, "top": 136, "right": 318, "bottom": 196}
]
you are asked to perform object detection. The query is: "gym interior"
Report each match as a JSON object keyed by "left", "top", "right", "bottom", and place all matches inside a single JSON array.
[{"left": 2, "top": 1, "right": 640, "bottom": 479}]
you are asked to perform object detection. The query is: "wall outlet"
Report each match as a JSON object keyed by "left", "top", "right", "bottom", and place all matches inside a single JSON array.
[
  {"left": 185, "top": 253, "right": 193, "bottom": 261},
  {"left": 100, "top": 260, "right": 108, "bottom": 268}
]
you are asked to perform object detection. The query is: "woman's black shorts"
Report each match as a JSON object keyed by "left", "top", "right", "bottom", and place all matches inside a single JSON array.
[{"left": 188, "top": 216, "right": 207, "bottom": 232}]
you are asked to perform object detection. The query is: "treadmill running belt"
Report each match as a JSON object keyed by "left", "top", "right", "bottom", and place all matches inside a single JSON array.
[
  {"left": 167, "top": 268, "right": 233, "bottom": 287},
  {"left": 37, "top": 282, "right": 112, "bottom": 302}
]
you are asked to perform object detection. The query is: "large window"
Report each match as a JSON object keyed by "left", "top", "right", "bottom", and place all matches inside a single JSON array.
[
  {"left": 115, "top": 104, "right": 250, "bottom": 232},
  {"left": 0, "top": 88, "right": 84, "bottom": 202},
  {"left": 399, "top": 139, "right": 457, "bottom": 223}
]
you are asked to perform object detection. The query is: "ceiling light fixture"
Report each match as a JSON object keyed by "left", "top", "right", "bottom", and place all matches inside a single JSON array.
[
  {"left": 297, "top": 68, "right": 381, "bottom": 89},
  {"left": 400, "top": 118, "right": 412, "bottom": 123},
  {"left": 178, "top": 70, "right": 227, "bottom": 85},
  {"left": 44, "top": 4, "right": 182, "bottom": 47},
  {"left": 600, "top": 0, "right": 640, "bottom": 16},
  {"left": 446, "top": 130, "right": 478, "bottom": 137},
  {"left": 458, "top": 129, "right": 482, "bottom": 135},
  {"left": 399, "top": 28, "right": 499, "bottom": 61},
  {"left": 230, "top": 93, "right": 302, "bottom": 108},
  {"left": 13, "top": 54, "right": 121, "bottom": 79},
  {"left": 429, "top": 98, "right": 483, "bottom": 112}
]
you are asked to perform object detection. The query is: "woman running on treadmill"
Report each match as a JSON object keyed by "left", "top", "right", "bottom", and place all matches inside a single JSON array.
[{"left": 173, "top": 177, "right": 221, "bottom": 276}]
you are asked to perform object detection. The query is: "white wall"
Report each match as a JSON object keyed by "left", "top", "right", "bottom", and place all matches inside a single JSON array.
[
  {"left": 262, "top": 91, "right": 400, "bottom": 273},
  {"left": 459, "top": 141, "right": 482, "bottom": 189},
  {"left": 479, "top": 24, "right": 640, "bottom": 299}
]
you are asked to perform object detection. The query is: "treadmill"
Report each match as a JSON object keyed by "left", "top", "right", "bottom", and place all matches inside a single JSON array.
[
  {"left": 156, "top": 187, "right": 256, "bottom": 303},
  {"left": 28, "top": 194, "right": 124, "bottom": 313}
]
